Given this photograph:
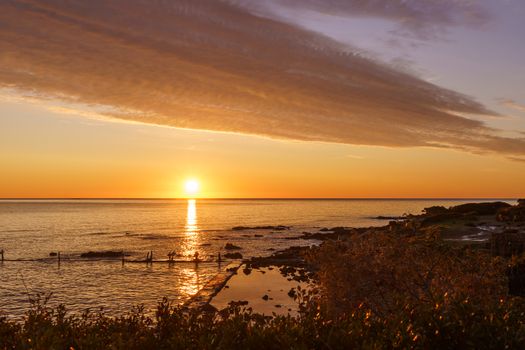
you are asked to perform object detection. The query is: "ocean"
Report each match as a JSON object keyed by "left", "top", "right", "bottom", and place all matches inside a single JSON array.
[{"left": 0, "top": 199, "right": 513, "bottom": 318}]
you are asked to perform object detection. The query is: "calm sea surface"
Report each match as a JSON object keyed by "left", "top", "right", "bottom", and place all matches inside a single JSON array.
[{"left": 0, "top": 199, "right": 513, "bottom": 318}]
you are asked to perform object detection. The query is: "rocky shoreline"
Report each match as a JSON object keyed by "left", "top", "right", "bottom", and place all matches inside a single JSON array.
[{"left": 198, "top": 199, "right": 525, "bottom": 311}]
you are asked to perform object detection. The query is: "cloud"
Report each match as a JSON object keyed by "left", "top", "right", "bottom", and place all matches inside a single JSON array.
[
  {"left": 499, "top": 99, "right": 525, "bottom": 113},
  {"left": 235, "top": 0, "right": 491, "bottom": 39},
  {"left": 1, "top": 0, "right": 524, "bottom": 157},
  {"left": 507, "top": 157, "right": 525, "bottom": 163}
]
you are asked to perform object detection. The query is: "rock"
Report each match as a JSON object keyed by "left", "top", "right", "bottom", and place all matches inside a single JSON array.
[
  {"left": 225, "top": 243, "right": 242, "bottom": 250},
  {"left": 274, "top": 304, "right": 282, "bottom": 308},
  {"left": 224, "top": 252, "right": 243, "bottom": 259},
  {"left": 243, "top": 267, "right": 252, "bottom": 275},
  {"left": 232, "top": 225, "right": 290, "bottom": 231},
  {"left": 80, "top": 251, "right": 125, "bottom": 258},
  {"left": 49, "top": 252, "right": 57, "bottom": 257},
  {"left": 254, "top": 234, "right": 263, "bottom": 237},
  {"left": 373, "top": 216, "right": 405, "bottom": 220},
  {"left": 423, "top": 206, "right": 448, "bottom": 216},
  {"left": 262, "top": 294, "right": 269, "bottom": 301},
  {"left": 498, "top": 205, "right": 525, "bottom": 222},
  {"left": 449, "top": 202, "right": 511, "bottom": 215}
]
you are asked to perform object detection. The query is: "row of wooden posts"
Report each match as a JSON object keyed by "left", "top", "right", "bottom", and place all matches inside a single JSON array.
[{"left": 0, "top": 250, "right": 224, "bottom": 266}]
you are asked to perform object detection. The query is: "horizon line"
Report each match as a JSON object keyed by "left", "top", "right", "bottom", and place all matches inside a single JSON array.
[{"left": 0, "top": 197, "right": 519, "bottom": 201}]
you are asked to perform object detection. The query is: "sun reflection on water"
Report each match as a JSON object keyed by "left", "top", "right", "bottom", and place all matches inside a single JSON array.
[
  {"left": 179, "top": 199, "right": 202, "bottom": 296},
  {"left": 186, "top": 199, "right": 198, "bottom": 234}
]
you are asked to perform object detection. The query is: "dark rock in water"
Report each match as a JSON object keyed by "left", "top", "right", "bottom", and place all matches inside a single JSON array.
[
  {"left": 224, "top": 252, "right": 243, "bottom": 259},
  {"left": 274, "top": 304, "right": 282, "bottom": 308},
  {"left": 287, "top": 288, "right": 296, "bottom": 298},
  {"left": 49, "top": 252, "right": 58, "bottom": 257},
  {"left": 296, "top": 227, "right": 353, "bottom": 241},
  {"left": 243, "top": 267, "right": 252, "bottom": 275},
  {"left": 80, "top": 251, "right": 125, "bottom": 258},
  {"left": 225, "top": 243, "right": 242, "bottom": 250},
  {"left": 254, "top": 234, "right": 263, "bottom": 237},
  {"left": 450, "top": 202, "right": 511, "bottom": 215},
  {"left": 232, "top": 225, "right": 290, "bottom": 231},
  {"left": 280, "top": 266, "right": 297, "bottom": 277},
  {"left": 328, "top": 227, "right": 347, "bottom": 232},
  {"left": 373, "top": 216, "right": 405, "bottom": 220},
  {"left": 262, "top": 294, "right": 269, "bottom": 301},
  {"left": 423, "top": 206, "right": 448, "bottom": 216}
]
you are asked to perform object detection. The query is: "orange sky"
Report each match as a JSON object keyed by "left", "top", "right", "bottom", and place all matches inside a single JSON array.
[
  {"left": 1, "top": 99, "right": 524, "bottom": 199},
  {"left": 1, "top": 1, "right": 525, "bottom": 198}
]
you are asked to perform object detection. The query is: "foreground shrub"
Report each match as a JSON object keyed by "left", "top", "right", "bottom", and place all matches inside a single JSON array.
[{"left": 307, "top": 229, "right": 507, "bottom": 317}]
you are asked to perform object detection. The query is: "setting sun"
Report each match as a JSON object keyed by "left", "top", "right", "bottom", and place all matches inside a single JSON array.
[{"left": 184, "top": 179, "right": 200, "bottom": 197}]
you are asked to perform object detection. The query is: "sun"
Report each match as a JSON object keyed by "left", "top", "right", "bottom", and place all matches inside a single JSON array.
[{"left": 184, "top": 179, "right": 200, "bottom": 197}]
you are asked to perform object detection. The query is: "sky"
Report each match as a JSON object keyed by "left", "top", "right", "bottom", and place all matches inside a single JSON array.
[{"left": 0, "top": 0, "right": 524, "bottom": 198}]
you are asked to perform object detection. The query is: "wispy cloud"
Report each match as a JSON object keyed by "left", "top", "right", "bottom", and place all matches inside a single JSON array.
[
  {"left": 238, "top": 0, "right": 491, "bottom": 39},
  {"left": 1, "top": 0, "right": 524, "bottom": 157},
  {"left": 499, "top": 99, "right": 525, "bottom": 113}
]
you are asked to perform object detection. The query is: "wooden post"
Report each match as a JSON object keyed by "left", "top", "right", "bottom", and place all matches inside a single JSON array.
[
  {"left": 58, "top": 251, "right": 61, "bottom": 265},
  {"left": 122, "top": 251, "right": 125, "bottom": 266},
  {"left": 1, "top": 249, "right": 4, "bottom": 262}
]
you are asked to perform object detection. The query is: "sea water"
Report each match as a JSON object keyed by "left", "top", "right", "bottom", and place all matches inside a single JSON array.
[{"left": 0, "top": 199, "right": 512, "bottom": 317}]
